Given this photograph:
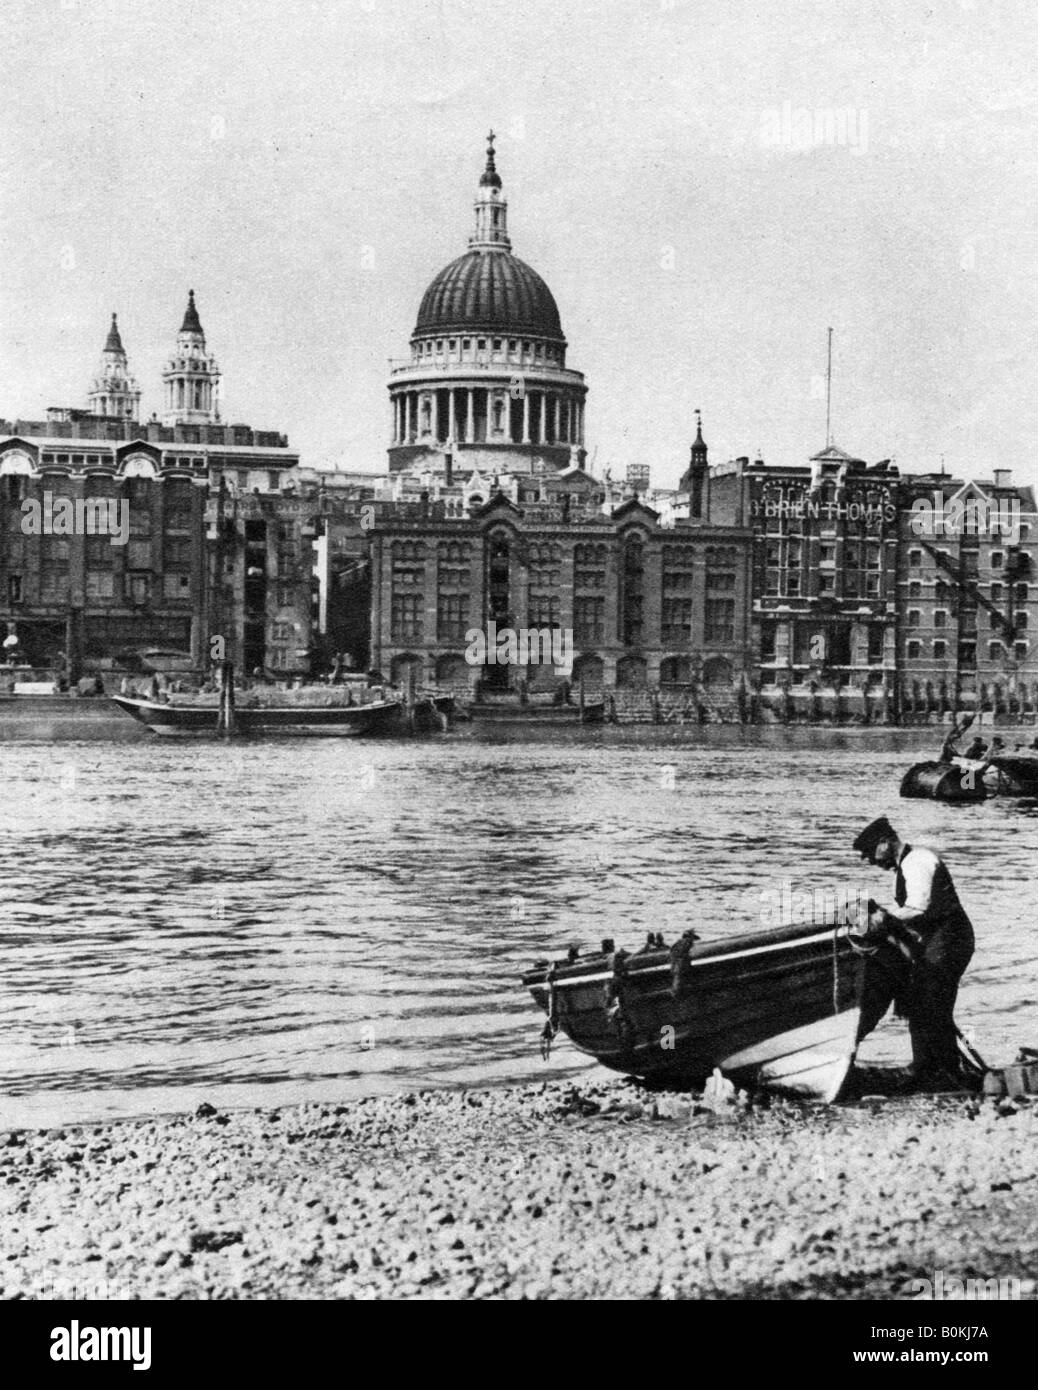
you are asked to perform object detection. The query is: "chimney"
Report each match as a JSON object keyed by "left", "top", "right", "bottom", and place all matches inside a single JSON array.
[{"left": 993, "top": 469, "right": 1012, "bottom": 490}]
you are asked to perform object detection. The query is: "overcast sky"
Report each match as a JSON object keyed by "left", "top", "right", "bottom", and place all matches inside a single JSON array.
[{"left": 3, "top": 0, "right": 1038, "bottom": 488}]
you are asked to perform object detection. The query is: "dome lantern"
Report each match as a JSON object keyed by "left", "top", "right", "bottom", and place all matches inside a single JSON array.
[{"left": 470, "top": 129, "right": 510, "bottom": 250}]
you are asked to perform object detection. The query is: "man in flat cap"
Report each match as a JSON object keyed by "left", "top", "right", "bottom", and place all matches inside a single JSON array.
[{"left": 852, "top": 816, "right": 975, "bottom": 1088}]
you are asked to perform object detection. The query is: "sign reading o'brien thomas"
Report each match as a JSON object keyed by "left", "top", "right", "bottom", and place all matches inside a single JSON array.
[{"left": 750, "top": 497, "right": 896, "bottom": 523}]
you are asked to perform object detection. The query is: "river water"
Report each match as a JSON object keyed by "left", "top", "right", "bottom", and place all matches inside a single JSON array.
[{"left": 1, "top": 726, "right": 1036, "bottom": 1128}]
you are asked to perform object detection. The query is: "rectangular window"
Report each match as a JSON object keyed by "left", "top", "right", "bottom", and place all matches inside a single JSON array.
[
  {"left": 390, "top": 593, "right": 423, "bottom": 641},
  {"left": 868, "top": 626, "right": 884, "bottom": 664},
  {"left": 573, "top": 596, "right": 604, "bottom": 644},
  {"left": 437, "top": 593, "right": 468, "bottom": 641},
  {"left": 907, "top": 609, "right": 921, "bottom": 627},
  {"left": 8, "top": 575, "right": 23, "bottom": 603},
  {"left": 704, "top": 598, "right": 735, "bottom": 643},
  {"left": 128, "top": 540, "right": 151, "bottom": 570},
  {"left": 933, "top": 640, "right": 947, "bottom": 659},
  {"left": 661, "top": 598, "right": 692, "bottom": 642},
  {"left": 934, "top": 609, "right": 947, "bottom": 628},
  {"left": 819, "top": 573, "right": 835, "bottom": 595},
  {"left": 85, "top": 571, "right": 115, "bottom": 599},
  {"left": 163, "top": 573, "right": 191, "bottom": 600},
  {"left": 528, "top": 594, "right": 561, "bottom": 628},
  {"left": 164, "top": 537, "right": 193, "bottom": 567},
  {"left": 40, "top": 538, "right": 70, "bottom": 565}
]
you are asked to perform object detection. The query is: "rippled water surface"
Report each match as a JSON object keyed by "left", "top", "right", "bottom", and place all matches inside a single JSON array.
[{"left": 2, "top": 726, "right": 1036, "bottom": 1127}]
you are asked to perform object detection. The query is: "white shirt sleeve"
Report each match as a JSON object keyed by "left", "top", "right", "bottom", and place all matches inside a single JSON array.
[{"left": 886, "top": 847, "right": 939, "bottom": 923}]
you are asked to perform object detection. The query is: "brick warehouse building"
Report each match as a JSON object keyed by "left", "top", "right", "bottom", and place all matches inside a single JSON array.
[
  {"left": 0, "top": 295, "right": 313, "bottom": 681},
  {"left": 369, "top": 480, "right": 754, "bottom": 708},
  {"left": 894, "top": 470, "right": 1038, "bottom": 721},
  {"left": 709, "top": 445, "right": 902, "bottom": 719}
]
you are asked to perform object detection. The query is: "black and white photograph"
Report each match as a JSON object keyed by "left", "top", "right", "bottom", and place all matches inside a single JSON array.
[{"left": 1, "top": 0, "right": 1036, "bottom": 1349}]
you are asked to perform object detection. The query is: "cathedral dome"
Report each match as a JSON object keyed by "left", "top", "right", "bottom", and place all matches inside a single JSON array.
[{"left": 414, "top": 249, "right": 564, "bottom": 343}]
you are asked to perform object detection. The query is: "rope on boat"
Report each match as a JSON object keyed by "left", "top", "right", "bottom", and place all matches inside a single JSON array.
[
  {"left": 539, "top": 963, "right": 559, "bottom": 1061},
  {"left": 604, "top": 949, "right": 636, "bottom": 1049}
]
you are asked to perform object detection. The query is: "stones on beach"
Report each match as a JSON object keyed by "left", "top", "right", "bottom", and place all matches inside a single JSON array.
[{"left": 2, "top": 1078, "right": 1037, "bottom": 1299}]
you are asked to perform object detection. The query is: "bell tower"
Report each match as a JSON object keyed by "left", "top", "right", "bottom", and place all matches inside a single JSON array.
[
  {"left": 679, "top": 410, "right": 710, "bottom": 519},
  {"left": 87, "top": 313, "right": 140, "bottom": 421},
  {"left": 162, "top": 289, "right": 221, "bottom": 426}
]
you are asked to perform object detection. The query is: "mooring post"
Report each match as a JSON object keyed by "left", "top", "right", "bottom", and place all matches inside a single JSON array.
[
  {"left": 218, "top": 659, "right": 236, "bottom": 737},
  {"left": 406, "top": 664, "right": 417, "bottom": 732}
]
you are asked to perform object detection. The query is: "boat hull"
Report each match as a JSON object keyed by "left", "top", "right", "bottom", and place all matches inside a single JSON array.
[
  {"left": 900, "top": 760, "right": 987, "bottom": 802},
  {"left": 110, "top": 694, "right": 405, "bottom": 737},
  {"left": 524, "top": 918, "right": 865, "bottom": 1102},
  {"left": 988, "top": 755, "right": 1038, "bottom": 797}
]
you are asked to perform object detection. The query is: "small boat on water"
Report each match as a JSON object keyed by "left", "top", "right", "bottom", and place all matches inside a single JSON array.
[
  {"left": 901, "top": 752, "right": 1038, "bottom": 801},
  {"left": 524, "top": 914, "right": 866, "bottom": 1102},
  {"left": 988, "top": 753, "right": 1038, "bottom": 797},
  {"left": 111, "top": 687, "right": 453, "bottom": 738},
  {"left": 900, "top": 760, "right": 988, "bottom": 802}
]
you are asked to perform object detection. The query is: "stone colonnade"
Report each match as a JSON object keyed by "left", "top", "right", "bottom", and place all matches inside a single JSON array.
[{"left": 391, "top": 386, "right": 584, "bottom": 447}]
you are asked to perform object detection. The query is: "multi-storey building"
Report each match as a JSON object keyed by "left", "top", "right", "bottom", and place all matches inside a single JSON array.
[
  {"left": 369, "top": 138, "right": 755, "bottom": 706},
  {"left": 0, "top": 294, "right": 309, "bottom": 680},
  {"left": 369, "top": 485, "right": 753, "bottom": 702},
  {"left": 894, "top": 470, "right": 1038, "bottom": 719},
  {"left": 709, "top": 445, "right": 901, "bottom": 718}
]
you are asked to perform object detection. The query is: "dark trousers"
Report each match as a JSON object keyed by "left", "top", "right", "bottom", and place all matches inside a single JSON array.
[{"left": 857, "top": 927, "right": 974, "bottom": 1080}]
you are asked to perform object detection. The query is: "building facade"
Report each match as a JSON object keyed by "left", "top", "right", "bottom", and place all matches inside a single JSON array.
[
  {"left": 710, "top": 445, "right": 902, "bottom": 718},
  {"left": 894, "top": 471, "right": 1038, "bottom": 719},
  {"left": 0, "top": 294, "right": 311, "bottom": 680}
]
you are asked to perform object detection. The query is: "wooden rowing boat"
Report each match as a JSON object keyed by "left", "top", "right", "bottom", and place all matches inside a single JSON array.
[{"left": 523, "top": 916, "right": 866, "bottom": 1102}]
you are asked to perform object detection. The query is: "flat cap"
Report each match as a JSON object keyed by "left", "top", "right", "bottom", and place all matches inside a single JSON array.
[{"left": 852, "top": 815, "right": 896, "bottom": 854}]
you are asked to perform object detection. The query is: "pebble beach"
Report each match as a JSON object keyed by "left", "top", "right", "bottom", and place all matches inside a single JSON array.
[{"left": 2, "top": 1077, "right": 1036, "bottom": 1301}]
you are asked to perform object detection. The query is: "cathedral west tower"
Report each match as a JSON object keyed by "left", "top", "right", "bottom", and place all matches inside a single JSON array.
[
  {"left": 162, "top": 290, "right": 221, "bottom": 426},
  {"left": 87, "top": 313, "right": 140, "bottom": 421}
]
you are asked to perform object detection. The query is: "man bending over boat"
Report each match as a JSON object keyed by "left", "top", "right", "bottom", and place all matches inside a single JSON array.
[{"left": 852, "top": 816, "right": 975, "bottom": 1090}]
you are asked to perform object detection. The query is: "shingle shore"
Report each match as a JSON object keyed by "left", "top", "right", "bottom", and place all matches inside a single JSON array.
[{"left": 2, "top": 1078, "right": 1036, "bottom": 1300}]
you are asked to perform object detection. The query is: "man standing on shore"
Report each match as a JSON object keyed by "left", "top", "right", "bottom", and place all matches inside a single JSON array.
[{"left": 852, "top": 816, "right": 975, "bottom": 1089}]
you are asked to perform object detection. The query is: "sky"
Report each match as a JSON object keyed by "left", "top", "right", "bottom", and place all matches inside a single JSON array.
[{"left": 3, "top": 0, "right": 1038, "bottom": 489}]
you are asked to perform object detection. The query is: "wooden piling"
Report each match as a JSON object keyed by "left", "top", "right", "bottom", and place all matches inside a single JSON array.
[{"left": 217, "top": 660, "right": 236, "bottom": 737}]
